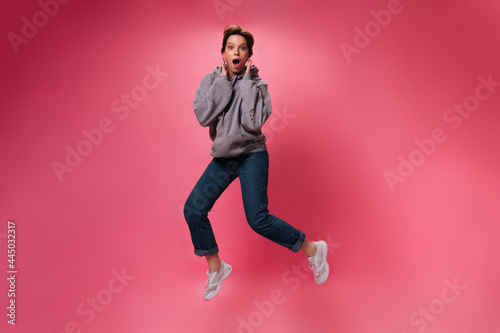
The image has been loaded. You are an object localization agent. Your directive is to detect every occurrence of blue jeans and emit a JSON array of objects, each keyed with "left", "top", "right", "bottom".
[{"left": 184, "top": 150, "right": 305, "bottom": 256}]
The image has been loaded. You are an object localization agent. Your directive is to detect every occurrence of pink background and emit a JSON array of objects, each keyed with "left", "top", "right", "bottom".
[{"left": 1, "top": 0, "right": 499, "bottom": 332}]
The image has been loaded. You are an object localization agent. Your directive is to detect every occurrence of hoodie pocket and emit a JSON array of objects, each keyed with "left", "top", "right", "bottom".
[{"left": 241, "top": 126, "right": 263, "bottom": 140}]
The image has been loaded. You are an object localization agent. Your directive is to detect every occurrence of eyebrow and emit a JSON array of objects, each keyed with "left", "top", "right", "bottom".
[{"left": 227, "top": 42, "right": 247, "bottom": 46}]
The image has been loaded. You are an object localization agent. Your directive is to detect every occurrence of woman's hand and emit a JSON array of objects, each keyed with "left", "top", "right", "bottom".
[
  {"left": 221, "top": 57, "right": 227, "bottom": 76},
  {"left": 246, "top": 58, "right": 252, "bottom": 74}
]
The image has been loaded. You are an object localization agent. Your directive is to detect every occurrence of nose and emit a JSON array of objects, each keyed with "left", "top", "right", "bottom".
[{"left": 234, "top": 47, "right": 239, "bottom": 55}]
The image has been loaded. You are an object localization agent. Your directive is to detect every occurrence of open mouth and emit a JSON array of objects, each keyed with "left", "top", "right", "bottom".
[{"left": 232, "top": 59, "right": 241, "bottom": 69}]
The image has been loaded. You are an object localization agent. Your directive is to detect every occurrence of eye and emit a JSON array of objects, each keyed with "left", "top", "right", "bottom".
[
  {"left": 241, "top": 46, "right": 246, "bottom": 50},
  {"left": 228, "top": 46, "right": 233, "bottom": 49}
]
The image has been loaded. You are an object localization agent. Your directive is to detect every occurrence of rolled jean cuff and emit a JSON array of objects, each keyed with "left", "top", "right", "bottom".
[
  {"left": 194, "top": 245, "right": 219, "bottom": 257},
  {"left": 290, "top": 231, "right": 306, "bottom": 253}
]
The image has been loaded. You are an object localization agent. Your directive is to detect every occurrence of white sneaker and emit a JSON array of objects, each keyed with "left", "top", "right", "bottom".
[
  {"left": 308, "top": 241, "right": 329, "bottom": 285},
  {"left": 203, "top": 261, "right": 232, "bottom": 301}
]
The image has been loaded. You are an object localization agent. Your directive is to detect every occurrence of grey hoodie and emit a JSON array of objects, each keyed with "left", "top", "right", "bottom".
[{"left": 193, "top": 65, "right": 272, "bottom": 158}]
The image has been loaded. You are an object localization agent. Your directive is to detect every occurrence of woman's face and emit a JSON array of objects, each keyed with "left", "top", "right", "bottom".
[{"left": 222, "top": 34, "right": 250, "bottom": 77}]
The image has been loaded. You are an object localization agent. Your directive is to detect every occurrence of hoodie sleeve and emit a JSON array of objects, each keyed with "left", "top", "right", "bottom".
[
  {"left": 239, "top": 72, "right": 272, "bottom": 131},
  {"left": 193, "top": 72, "right": 234, "bottom": 127}
]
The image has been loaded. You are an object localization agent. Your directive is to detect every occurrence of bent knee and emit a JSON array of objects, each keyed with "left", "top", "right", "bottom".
[
  {"left": 247, "top": 212, "right": 270, "bottom": 231},
  {"left": 184, "top": 202, "right": 201, "bottom": 223}
]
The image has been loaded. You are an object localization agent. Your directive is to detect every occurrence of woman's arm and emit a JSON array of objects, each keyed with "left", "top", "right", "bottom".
[
  {"left": 193, "top": 62, "right": 234, "bottom": 127},
  {"left": 239, "top": 61, "right": 272, "bottom": 131}
]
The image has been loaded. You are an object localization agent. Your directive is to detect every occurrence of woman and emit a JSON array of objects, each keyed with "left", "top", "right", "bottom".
[{"left": 184, "top": 25, "right": 329, "bottom": 301}]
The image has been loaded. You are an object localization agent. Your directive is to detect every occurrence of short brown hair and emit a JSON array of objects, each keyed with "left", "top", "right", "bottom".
[{"left": 221, "top": 25, "right": 254, "bottom": 57}]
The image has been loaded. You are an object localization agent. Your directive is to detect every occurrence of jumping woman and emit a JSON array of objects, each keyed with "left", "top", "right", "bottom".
[{"left": 184, "top": 25, "right": 329, "bottom": 301}]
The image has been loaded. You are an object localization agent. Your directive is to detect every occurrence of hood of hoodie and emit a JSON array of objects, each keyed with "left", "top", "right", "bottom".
[{"left": 214, "top": 64, "right": 260, "bottom": 80}]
